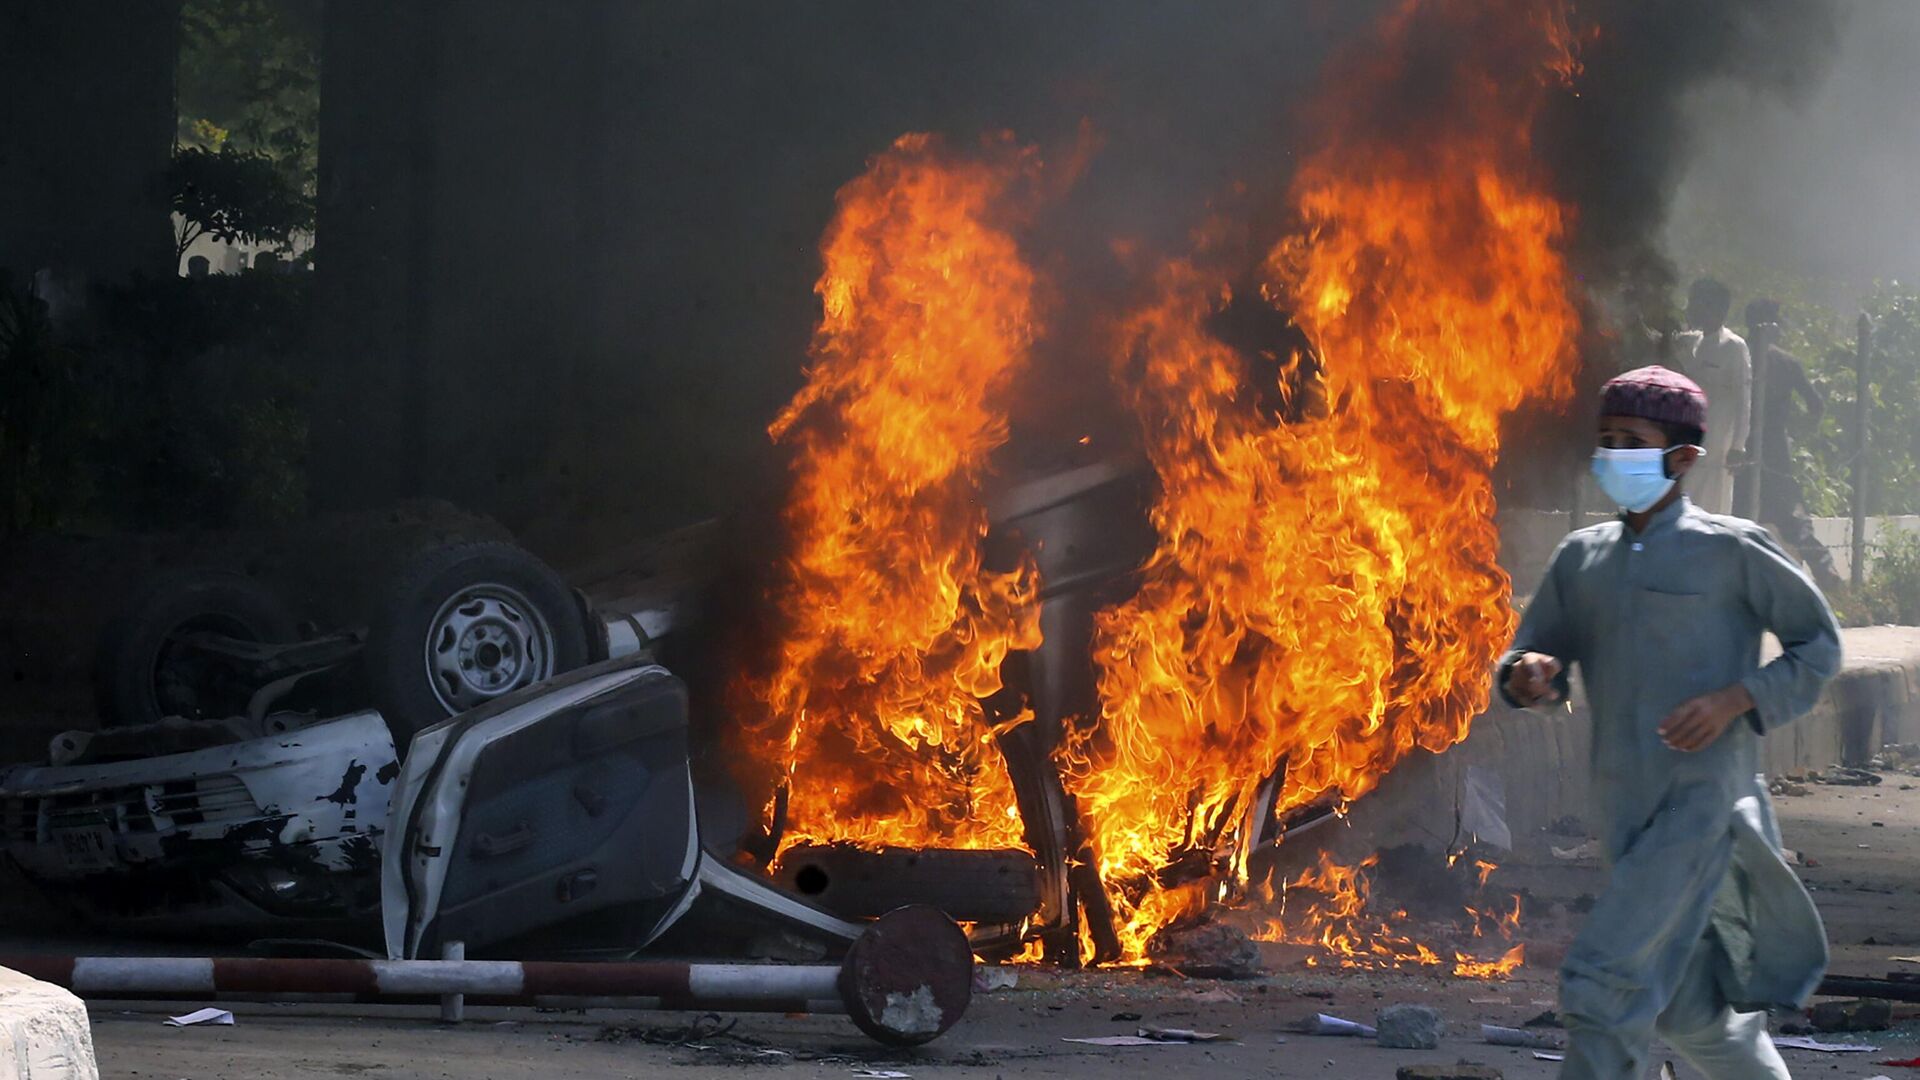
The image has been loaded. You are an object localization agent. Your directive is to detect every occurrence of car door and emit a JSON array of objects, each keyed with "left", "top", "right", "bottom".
[{"left": 382, "top": 658, "right": 702, "bottom": 959}]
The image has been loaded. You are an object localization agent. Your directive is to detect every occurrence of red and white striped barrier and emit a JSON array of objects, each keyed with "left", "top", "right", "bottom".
[{"left": 1, "top": 906, "right": 973, "bottom": 1046}]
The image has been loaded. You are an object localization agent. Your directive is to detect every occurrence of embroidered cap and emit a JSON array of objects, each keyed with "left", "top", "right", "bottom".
[{"left": 1599, "top": 365, "right": 1708, "bottom": 434}]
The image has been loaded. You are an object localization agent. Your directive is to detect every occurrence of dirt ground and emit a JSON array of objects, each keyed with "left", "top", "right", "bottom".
[{"left": 45, "top": 776, "right": 1920, "bottom": 1080}]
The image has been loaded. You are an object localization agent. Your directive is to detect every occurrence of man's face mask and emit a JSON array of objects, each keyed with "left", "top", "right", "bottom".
[{"left": 1591, "top": 446, "right": 1683, "bottom": 513}]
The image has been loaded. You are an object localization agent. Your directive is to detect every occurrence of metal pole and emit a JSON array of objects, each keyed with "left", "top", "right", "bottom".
[
  {"left": 0, "top": 906, "right": 973, "bottom": 1047},
  {"left": 1740, "top": 316, "right": 1777, "bottom": 521},
  {"left": 439, "top": 939, "right": 464, "bottom": 1023},
  {"left": 1852, "top": 313, "right": 1873, "bottom": 589}
]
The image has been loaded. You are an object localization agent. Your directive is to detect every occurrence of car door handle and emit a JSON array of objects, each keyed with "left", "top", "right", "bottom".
[{"left": 472, "top": 822, "right": 535, "bottom": 858}]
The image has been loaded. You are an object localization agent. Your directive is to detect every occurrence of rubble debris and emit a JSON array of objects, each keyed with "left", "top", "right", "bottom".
[
  {"left": 1545, "top": 814, "right": 1587, "bottom": 837},
  {"left": 1521, "top": 1010, "right": 1562, "bottom": 1028},
  {"left": 1817, "top": 766, "right": 1883, "bottom": 787},
  {"left": 1551, "top": 839, "right": 1602, "bottom": 861},
  {"left": 1532, "top": 1051, "right": 1564, "bottom": 1062},
  {"left": 1772, "top": 1035, "right": 1879, "bottom": 1053},
  {"left": 1395, "top": 1064, "right": 1502, "bottom": 1080},
  {"left": 1770, "top": 778, "right": 1811, "bottom": 797},
  {"left": 1811, "top": 998, "right": 1893, "bottom": 1032},
  {"left": 1819, "top": 976, "right": 1920, "bottom": 1003},
  {"left": 1145, "top": 920, "right": 1263, "bottom": 980},
  {"left": 1302, "top": 1013, "right": 1377, "bottom": 1038},
  {"left": 1481, "top": 1023, "right": 1561, "bottom": 1050},
  {"left": 971, "top": 966, "right": 1018, "bottom": 993},
  {"left": 1376, "top": 1004, "right": 1444, "bottom": 1049}
]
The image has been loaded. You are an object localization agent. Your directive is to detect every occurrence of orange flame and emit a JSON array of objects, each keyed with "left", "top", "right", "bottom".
[
  {"left": 1070, "top": 0, "right": 1581, "bottom": 957},
  {"left": 740, "top": 0, "right": 1583, "bottom": 964},
  {"left": 1256, "top": 852, "right": 1525, "bottom": 979},
  {"left": 741, "top": 133, "right": 1044, "bottom": 851}
]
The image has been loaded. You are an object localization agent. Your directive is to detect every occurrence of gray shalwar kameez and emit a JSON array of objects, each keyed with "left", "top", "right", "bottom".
[{"left": 1499, "top": 497, "right": 1841, "bottom": 1079}]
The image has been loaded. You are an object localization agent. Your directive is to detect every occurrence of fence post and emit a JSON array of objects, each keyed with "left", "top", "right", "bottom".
[
  {"left": 1852, "top": 313, "right": 1873, "bottom": 589},
  {"left": 1740, "top": 317, "right": 1777, "bottom": 521}
]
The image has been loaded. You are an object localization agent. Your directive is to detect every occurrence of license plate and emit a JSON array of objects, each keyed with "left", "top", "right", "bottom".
[{"left": 52, "top": 819, "right": 117, "bottom": 872}]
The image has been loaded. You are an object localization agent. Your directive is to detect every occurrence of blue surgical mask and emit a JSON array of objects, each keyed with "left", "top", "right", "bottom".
[{"left": 1591, "top": 447, "right": 1679, "bottom": 513}]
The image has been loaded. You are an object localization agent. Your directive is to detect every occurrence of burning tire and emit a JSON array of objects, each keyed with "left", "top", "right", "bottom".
[
  {"left": 365, "top": 541, "right": 590, "bottom": 743},
  {"left": 93, "top": 568, "right": 302, "bottom": 728}
]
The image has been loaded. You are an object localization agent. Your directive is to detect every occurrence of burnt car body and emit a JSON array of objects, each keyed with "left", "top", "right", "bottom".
[{"left": 1, "top": 711, "right": 396, "bottom": 936}]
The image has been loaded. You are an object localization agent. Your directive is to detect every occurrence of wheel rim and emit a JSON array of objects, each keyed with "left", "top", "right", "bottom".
[{"left": 422, "top": 583, "right": 557, "bottom": 714}]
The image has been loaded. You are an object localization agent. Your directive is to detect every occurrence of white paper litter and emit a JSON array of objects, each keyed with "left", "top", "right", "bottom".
[
  {"left": 850, "top": 1071, "right": 912, "bottom": 1079},
  {"left": 1137, "top": 1026, "right": 1225, "bottom": 1042},
  {"left": 1773, "top": 1035, "right": 1877, "bottom": 1053},
  {"left": 1063, "top": 1035, "right": 1178, "bottom": 1047},
  {"left": 164, "top": 1008, "right": 234, "bottom": 1027},
  {"left": 1533, "top": 1051, "right": 1565, "bottom": 1062},
  {"left": 1304, "top": 1012, "right": 1377, "bottom": 1038}
]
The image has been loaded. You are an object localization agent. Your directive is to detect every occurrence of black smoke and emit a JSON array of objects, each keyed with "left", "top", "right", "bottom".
[{"left": 1540, "top": 0, "right": 1843, "bottom": 315}]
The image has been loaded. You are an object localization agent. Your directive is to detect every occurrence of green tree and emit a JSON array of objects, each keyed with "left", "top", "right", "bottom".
[
  {"left": 170, "top": 144, "right": 316, "bottom": 263},
  {"left": 176, "top": 0, "right": 321, "bottom": 191}
]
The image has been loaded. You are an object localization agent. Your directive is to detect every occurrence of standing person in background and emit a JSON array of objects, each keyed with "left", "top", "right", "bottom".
[
  {"left": 1678, "top": 278, "right": 1752, "bottom": 514},
  {"left": 1745, "top": 298, "right": 1843, "bottom": 590}
]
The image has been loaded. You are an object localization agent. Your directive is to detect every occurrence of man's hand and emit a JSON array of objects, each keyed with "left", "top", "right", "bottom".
[
  {"left": 1505, "top": 652, "right": 1563, "bottom": 707},
  {"left": 1659, "top": 684, "right": 1758, "bottom": 752}
]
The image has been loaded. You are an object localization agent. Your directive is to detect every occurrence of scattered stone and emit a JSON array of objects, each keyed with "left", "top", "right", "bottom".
[
  {"left": 1770, "top": 778, "right": 1811, "bottom": 797},
  {"left": 1810, "top": 998, "right": 1893, "bottom": 1033},
  {"left": 1145, "top": 920, "right": 1264, "bottom": 980},
  {"left": 1546, "top": 814, "right": 1587, "bottom": 838},
  {"left": 972, "top": 966, "right": 1018, "bottom": 992},
  {"left": 1396, "top": 1065, "right": 1502, "bottom": 1080},
  {"left": 1376, "top": 1004, "right": 1444, "bottom": 1050}
]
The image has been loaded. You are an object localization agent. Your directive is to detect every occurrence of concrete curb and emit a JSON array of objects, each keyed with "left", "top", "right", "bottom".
[{"left": 0, "top": 967, "right": 96, "bottom": 1080}]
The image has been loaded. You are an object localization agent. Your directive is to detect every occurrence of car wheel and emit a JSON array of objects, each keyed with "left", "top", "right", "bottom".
[
  {"left": 366, "top": 541, "right": 590, "bottom": 745},
  {"left": 94, "top": 568, "right": 301, "bottom": 728}
]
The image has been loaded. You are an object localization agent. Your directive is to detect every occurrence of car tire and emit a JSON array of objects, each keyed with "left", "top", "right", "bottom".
[
  {"left": 366, "top": 541, "right": 590, "bottom": 746},
  {"left": 94, "top": 568, "right": 301, "bottom": 728}
]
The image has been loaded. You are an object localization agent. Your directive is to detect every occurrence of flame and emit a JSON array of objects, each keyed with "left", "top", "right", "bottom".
[
  {"left": 1069, "top": 0, "right": 1581, "bottom": 956},
  {"left": 1255, "top": 852, "right": 1526, "bottom": 979},
  {"left": 739, "top": 133, "right": 1044, "bottom": 851},
  {"left": 737, "top": 0, "right": 1584, "bottom": 963}
]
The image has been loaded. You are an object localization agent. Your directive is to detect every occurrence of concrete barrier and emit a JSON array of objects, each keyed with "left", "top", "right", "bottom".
[
  {"left": 0, "top": 967, "right": 96, "bottom": 1080},
  {"left": 1334, "top": 626, "right": 1920, "bottom": 861}
]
